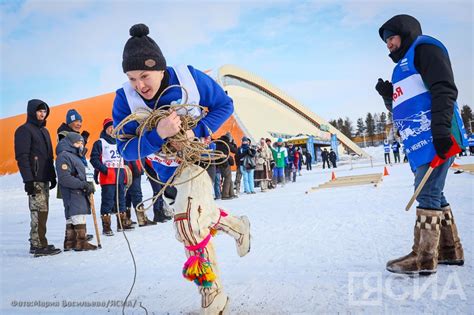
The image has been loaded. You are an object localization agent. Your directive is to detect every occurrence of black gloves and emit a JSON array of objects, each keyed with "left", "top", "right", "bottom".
[
  {"left": 375, "top": 78, "right": 393, "bottom": 98},
  {"left": 80, "top": 130, "right": 90, "bottom": 143},
  {"left": 83, "top": 182, "right": 95, "bottom": 195},
  {"left": 99, "top": 166, "right": 108, "bottom": 175},
  {"left": 24, "top": 181, "right": 35, "bottom": 195},
  {"left": 433, "top": 136, "right": 453, "bottom": 159},
  {"left": 49, "top": 178, "right": 57, "bottom": 190}
]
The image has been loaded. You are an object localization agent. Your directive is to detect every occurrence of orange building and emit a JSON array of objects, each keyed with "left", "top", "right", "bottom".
[{"left": 1, "top": 64, "right": 365, "bottom": 175}]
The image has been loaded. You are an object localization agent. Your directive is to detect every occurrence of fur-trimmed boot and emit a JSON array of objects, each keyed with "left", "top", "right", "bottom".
[
  {"left": 117, "top": 212, "right": 135, "bottom": 231},
  {"left": 101, "top": 214, "right": 114, "bottom": 236},
  {"left": 136, "top": 206, "right": 157, "bottom": 227},
  {"left": 438, "top": 205, "right": 464, "bottom": 265},
  {"left": 63, "top": 223, "right": 76, "bottom": 251},
  {"left": 126, "top": 207, "right": 137, "bottom": 226},
  {"left": 73, "top": 224, "right": 97, "bottom": 251},
  {"left": 214, "top": 215, "right": 251, "bottom": 257},
  {"left": 386, "top": 208, "right": 442, "bottom": 275}
]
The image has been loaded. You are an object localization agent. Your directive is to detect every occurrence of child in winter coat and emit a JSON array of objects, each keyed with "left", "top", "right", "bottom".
[
  {"left": 90, "top": 118, "right": 135, "bottom": 235},
  {"left": 56, "top": 132, "right": 97, "bottom": 251}
]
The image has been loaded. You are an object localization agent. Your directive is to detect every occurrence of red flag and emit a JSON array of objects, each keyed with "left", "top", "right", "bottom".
[{"left": 430, "top": 135, "right": 461, "bottom": 168}]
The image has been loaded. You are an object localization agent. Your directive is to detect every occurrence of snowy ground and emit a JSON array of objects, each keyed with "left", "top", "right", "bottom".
[{"left": 1, "top": 146, "right": 473, "bottom": 314}]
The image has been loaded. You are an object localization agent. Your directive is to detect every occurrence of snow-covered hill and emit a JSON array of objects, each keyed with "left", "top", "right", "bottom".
[{"left": 1, "top": 146, "right": 473, "bottom": 314}]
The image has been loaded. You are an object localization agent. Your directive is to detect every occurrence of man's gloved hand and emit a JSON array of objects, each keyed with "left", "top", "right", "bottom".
[
  {"left": 433, "top": 136, "right": 453, "bottom": 160},
  {"left": 24, "top": 181, "right": 35, "bottom": 195},
  {"left": 80, "top": 130, "right": 90, "bottom": 143},
  {"left": 49, "top": 178, "right": 57, "bottom": 190},
  {"left": 83, "top": 182, "right": 95, "bottom": 196},
  {"left": 375, "top": 78, "right": 393, "bottom": 98}
]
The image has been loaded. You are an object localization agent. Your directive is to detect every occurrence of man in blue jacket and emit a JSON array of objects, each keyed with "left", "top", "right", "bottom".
[
  {"left": 376, "top": 14, "right": 468, "bottom": 275},
  {"left": 113, "top": 24, "right": 247, "bottom": 314}
]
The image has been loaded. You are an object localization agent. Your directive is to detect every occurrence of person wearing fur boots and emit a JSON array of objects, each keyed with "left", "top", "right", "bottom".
[
  {"left": 376, "top": 14, "right": 468, "bottom": 275},
  {"left": 113, "top": 23, "right": 250, "bottom": 314},
  {"left": 90, "top": 118, "right": 135, "bottom": 235},
  {"left": 56, "top": 132, "right": 97, "bottom": 251}
]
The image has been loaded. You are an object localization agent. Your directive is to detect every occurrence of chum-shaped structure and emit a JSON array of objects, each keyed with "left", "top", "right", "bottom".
[{"left": 216, "top": 65, "right": 367, "bottom": 157}]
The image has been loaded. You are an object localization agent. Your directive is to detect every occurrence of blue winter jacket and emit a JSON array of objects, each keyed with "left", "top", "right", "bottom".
[{"left": 112, "top": 66, "right": 233, "bottom": 182}]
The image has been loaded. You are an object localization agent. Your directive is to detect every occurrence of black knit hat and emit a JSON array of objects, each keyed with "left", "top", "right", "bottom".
[{"left": 122, "top": 24, "right": 167, "bottom": 73}]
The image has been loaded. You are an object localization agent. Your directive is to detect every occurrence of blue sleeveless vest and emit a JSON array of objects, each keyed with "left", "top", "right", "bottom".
[
  {"left": 391, "top": 35, "right": 468, "bottom": 171},
  {"left": 383, "top": 142, "right": 391, "bottom": 153}
]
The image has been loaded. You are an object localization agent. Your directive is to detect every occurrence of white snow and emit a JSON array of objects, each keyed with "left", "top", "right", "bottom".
[{"left": 1, "top": 146, "right": 473, "bottom": 314}]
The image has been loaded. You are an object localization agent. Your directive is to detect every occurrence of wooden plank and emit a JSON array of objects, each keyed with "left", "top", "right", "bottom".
[
  {"left": 331, "top": 175, "right": 382, "bottom": 183},
  {"left": 306, "top": 173, "right": 383, "bottom": 193},
  {"left": 319, "top": 179, "right": 381, "bottom": 188},
  {"left": 456, "top": 164, "right": 474, "bottom": 172},
  {"left": 335, "top": 173, "right": 382, "bottom": 180}
]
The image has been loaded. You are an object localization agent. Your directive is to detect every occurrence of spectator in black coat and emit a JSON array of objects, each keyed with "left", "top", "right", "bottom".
[
  {"left": 216, "top": 132, "right": 238, "bottom": 199},
  {"left": 305, "top": 151, "right": 313, "bottom": 170},
  {"left": 329, "top": 149, "right": 337, "bottom": 168},
  {"left": 14, "top": 99, "right": 60, "bottom": 257},
  {"left": 321, "top": 148, "right": 331, "bottom": 169}
]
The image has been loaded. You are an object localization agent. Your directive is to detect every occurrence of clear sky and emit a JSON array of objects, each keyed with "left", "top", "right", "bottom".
[{"left": 1, "top": 0, "right": 472, "bottom": 123}]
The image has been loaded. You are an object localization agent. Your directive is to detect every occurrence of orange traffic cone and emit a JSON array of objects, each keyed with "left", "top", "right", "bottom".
[
  {"left": 383, "top": 166, "right": 390, "bottom": 176},
  {"left": 331, "top": 171, "right": 336, "bottom": 181}
]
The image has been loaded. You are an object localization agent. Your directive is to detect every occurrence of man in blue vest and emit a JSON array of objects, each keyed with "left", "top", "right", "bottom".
[
  {"left": 375, "top": 15, "right": 468, "bottom": 275},
  {"left": 383, "top": 139, "right": 391, "bottom": 164},
  {"left": 113, "top": 24, "right": 250, "bottom": 313},
  {"left": 469, "top": 134, "right": 474, "bottom": 156}
]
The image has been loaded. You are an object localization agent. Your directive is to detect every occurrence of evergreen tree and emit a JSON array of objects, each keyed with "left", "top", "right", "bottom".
[
  {"left": 343, "top": 117, "right": 353, "bottom": 138},
  {"left": 380, "top": 112, "right": 387, "bottom": 133},
  {"left": 365, "top": 113, "right": 376, "bottom": 145},
  {"left": 374, "top": 113, "right": 381, "bottom": 135},
  {"left": 337, "top": 118, "right": 344, "bottom": 133},
  {"left": 356, "top": 118, "right": 365, "bottom": 136},
  {"left": 461, "top": 104, "right": 472, "bottom": 134}
]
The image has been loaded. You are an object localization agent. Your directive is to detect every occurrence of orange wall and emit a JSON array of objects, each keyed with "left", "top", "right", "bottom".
[{"left": 0, "top": 93, "right": 244, "bottom": 175}]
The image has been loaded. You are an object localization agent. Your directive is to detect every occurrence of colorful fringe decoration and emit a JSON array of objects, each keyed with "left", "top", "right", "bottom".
[
  {"left": 183, "top": 234, "right": 216, "bottom": 287},
  {"left": 181, "top": 209, "right": 229, "bottom": 287},
  {"left": 182, "top": 251, "right": 216, "bottom": 287}
]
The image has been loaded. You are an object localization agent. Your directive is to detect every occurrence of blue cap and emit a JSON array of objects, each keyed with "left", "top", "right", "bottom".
[
  {"left": 277, "top": 138, "right": 283, "bottom": 142},
  {"left": 66, "top": 109, "right": 82, "bottom": 124}
]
